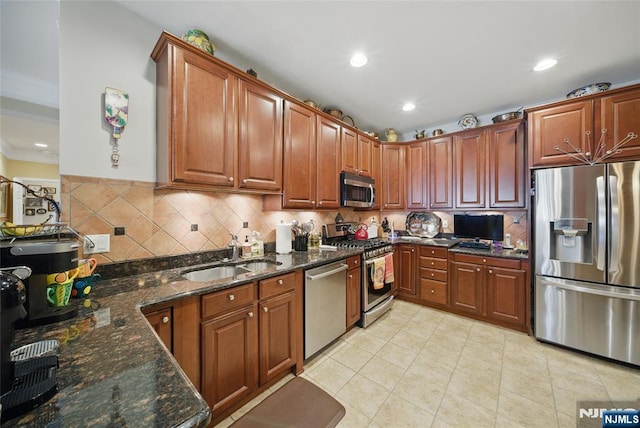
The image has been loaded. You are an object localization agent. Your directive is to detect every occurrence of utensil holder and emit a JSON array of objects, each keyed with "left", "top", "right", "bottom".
[{"left": 293, "top": 235, "right": 308, "bottom": 251}]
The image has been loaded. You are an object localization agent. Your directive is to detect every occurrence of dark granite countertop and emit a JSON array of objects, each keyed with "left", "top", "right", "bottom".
[
  {"left": 4, "top": 248, "right": 361, "bottom": 427},
  {"left": 388, "top": 236, "right": 529, "bottom": 260}
]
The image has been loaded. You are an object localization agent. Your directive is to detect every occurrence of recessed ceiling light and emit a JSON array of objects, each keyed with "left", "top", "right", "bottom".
[
  {"left": 350, "top": 53, "right": 368, "bottom": 68},
  {"left": 533, "top": 58, "right": 557, "bottom": 71},
  {"left": 34, "top": 143, "right": 48, "bottom": 148},
  {"left": 402, "top": 103, "right": 416, "bottom": 112}
]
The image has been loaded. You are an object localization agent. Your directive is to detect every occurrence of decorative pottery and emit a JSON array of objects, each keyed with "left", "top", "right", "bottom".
[
  {"left": 415, "top": 130, "right": 425, "bottom": 139},
  {"left": 182, "top": 29, "right": 215, "bottom": 55},
  {"left": 432, "top": 129, "right": 444, "bottom": 136},
  {"left": 458, "top": 114, "right": 479, "bottom": 129},
  {"left": 385, "top": 128, "right": 399, "bottom": 142}
]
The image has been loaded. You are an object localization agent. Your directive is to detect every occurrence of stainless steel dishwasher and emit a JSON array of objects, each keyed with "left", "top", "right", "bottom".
[{"left": 304, "top": 261, "right": 348, "bottom": 359}]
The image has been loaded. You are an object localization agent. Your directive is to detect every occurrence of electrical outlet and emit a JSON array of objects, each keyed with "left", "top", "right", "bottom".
[
  {"left": 442, "top": 219, "right": 449, "bottom": 229},
  {"left": 191, "top": 224, "right": 198, "bottom": 231},
  {"left": 114, "top": 227, "right": 125, "bottom": 236},
  {"left": 84, "top": 234, "right": 110, "bottom": 254},
  {"left": 243, "top": 221, "right": 249, "bottom": 228}
]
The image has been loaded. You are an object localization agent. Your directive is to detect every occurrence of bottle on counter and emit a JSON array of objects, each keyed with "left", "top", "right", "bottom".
[
  {"left": 251, "top": 231, "right": 264, "bottom": 256},
  {"left": 242, "top": 235, "right": 252, "bottom": 258}
]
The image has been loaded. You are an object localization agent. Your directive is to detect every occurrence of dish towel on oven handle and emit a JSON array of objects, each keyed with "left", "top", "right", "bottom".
[
  {"left": 384, "top": 253, "right": 394, "bottom": 284},
  {"left": 371, "top": 257, "right": 386, "bottom": 290}
]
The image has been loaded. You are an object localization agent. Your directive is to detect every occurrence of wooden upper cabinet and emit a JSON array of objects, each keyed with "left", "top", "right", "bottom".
[
  {"left": 488, "top": 121, "right": 526, "bottom": 208},
  {"left": 371, "top": 139, "right": 381, "bottom": 209},
  {"left": 597, "top": 87, "right": 640, "bottom": 161},
  {"left": 238, "top": 80, "right": 283, "bottom": 191},
  {"left": 406, "top": 141, "right": 427, "bottom": 209},
  {"left": 454, "top": 129, "right": 486, "bottom": 209},
  {"left": 428, "top": 136, "right": 453, "bottom": 209},
  {"left": 282, "top": 100, "right": 317, "bottom": 208},
  {"left": 381, "top": 144, "right": 405, "bottom": 210},
  {"left": 528, "top": 100, "right": 593, "bottom": 168},
  {"left": 357, "top": 135, "right": 373, "bottom": 177},
  {"left": 156, "top": 42, "right": 237, "bottom": 188},
  {"left": 316, "top": 116, "right": 341, "bottom": 209},
  {"left": 341, "top": 127, "right": 358, "bottom": 174}
]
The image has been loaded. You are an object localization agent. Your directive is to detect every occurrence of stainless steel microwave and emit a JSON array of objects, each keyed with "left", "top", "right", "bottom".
[{"left": 340, "top": 172, "right": 375, "bottom": 208}]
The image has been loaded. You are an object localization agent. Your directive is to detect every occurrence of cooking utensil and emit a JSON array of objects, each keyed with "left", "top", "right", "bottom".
[
  {"left": 491, "top": 107, "right": 523, "bottom": 123},
  {"left": 354, "top": 224, "right": 369, "bottom": 240}
]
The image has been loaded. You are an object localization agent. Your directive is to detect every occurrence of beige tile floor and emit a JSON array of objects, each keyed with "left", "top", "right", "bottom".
[{"left": 217, "top": 300, "right": 640, "bottom": 427}]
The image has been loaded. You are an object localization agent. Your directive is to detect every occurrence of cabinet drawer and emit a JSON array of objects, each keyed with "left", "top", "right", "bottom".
[
  {"left": 452, "top": 253, "right": 521, "bottom": 269},
  {"left": 420, "top": 279, "right": 447, "bottom": 305},
  {"left": 346, "top": 255, "right": 361, "bottom": 270},
  {"left": 202, "top": 283, "right": 255, "bottom": 319},
  {"left": 259, "top": 272, "right": 296, "bottom": 299},
  {"left": 420, "top": 267, "right": 447, "bottom": 282},
  {"left": 420, "top": 246, "right": 448, "bottom": 259},
  {"left": 420, "top": 257, "right": 448, "bottom": 270}
]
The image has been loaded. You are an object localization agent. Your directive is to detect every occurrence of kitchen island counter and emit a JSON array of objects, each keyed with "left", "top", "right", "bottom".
[{"left": 4, "top": 248, "right": 360, "bottom": 427}]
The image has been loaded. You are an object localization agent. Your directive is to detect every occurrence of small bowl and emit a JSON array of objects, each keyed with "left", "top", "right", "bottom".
[
  {"left": 303, "top": 100, "right": 319, "bottom": 109},
  {"left": 323, "top": 108, "right": 343, "bottom": 119}
]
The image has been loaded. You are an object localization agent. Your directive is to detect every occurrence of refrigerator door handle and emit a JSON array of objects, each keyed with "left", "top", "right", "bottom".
[
  {"left": 596, "top": 176, "right": 606, "bottom": 271},
  {"left": 608, "top": 175, "right": 620, "bottom": 274},
  {"left": 539, "top": 277, "right": 640, "bottom": 302}
]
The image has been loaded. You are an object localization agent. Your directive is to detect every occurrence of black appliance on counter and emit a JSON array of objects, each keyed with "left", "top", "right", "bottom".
[
  {"left": 322, "top": 223, "right": 394, "bottom": 327},
  {"left": 0, "top": 266, "right": 59, "bottom": 422},
  {"left": 0, "top": 240, "right": 79, "bottom": 328}
]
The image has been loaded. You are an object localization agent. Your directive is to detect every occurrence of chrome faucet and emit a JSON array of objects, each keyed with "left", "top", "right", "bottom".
[{"left": 228, "top": 234, "right": 239, "bottom": 261}]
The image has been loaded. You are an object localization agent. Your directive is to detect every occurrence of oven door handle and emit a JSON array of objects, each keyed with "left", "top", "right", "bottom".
[{"left": 364, "top": 255, "right": 390, "bottom": 266}]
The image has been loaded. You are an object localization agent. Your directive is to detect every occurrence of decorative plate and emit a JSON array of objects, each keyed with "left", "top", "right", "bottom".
[
  {"left": 566, "top": 82, "right": 611, "bottom": 99},
  {"left": 458, "top": 114, "right": 479, "bottom": 129},
  {"left": 405, "top": 212, "right": 441, "bottom": 238}
]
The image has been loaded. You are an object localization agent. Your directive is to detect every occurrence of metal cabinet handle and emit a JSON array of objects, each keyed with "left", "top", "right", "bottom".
[
  {"left": 411, "top": 248, "right": 415, "bottom": 253},
  {"left": 431, "top": 261, "right": 435, "bottom": 266},
  {"left": 228, "top": 294, "right": 235, "bottom": 301},
  {"left": 277, "top": 279, "right": 283, "bottom": 285},
  {"left": 242, "top": 179, "right": 248, "bottom": 184},
  {"left": 319, "top": 201, "right": 323, "bottom": 205},
  {"left": 263, "top": 307, "right": 268, "bottom": 313},
  {"left": 354, "top": 260, "right": 358, "bottom": 265},
  {"left": 162, "top": 316, "right": 170, "bottom": 324},
  {"left": 312, "top": 200, "right": 316, "bottom": 204},
  {"left": 431, "top": 250, "right": 435, "bottom": 255},
  {"left": 229, "top": 177, "right": 234, "bottom": 182},
  {"left": 248, "top": 312, "right": 254, "bottom": 318},
  {"left": 483, "top": 258, "right": 487, "bottom": 263},
  {"left": 430, "top": 289, "right": 435, "bottom": 294},
  {"left": 476, "top": 267, "right": 481, "bottom": 272},
  {"left": 489, "top": 269, "right": 493, "bottom": 274},
  {"left": 431, "top": 273, "right": 435, "bottom": 277},
  {"left": 348, "top": 274, "right": 353, "bottom": 279}
]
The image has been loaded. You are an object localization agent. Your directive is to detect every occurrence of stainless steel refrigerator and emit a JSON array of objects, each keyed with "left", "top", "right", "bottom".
[{"left": 534, "top": 161, "right": 640, "bottom": 366}]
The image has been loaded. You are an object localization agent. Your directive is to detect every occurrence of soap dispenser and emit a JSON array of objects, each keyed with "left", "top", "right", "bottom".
[{"left": 241, "top": 235, "right": 252, "bottom": 258}]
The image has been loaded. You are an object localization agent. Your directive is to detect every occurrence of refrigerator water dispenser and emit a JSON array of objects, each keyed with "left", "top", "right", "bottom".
[{"left": 550, "top": 218, "right": 592, "bottom": 263}]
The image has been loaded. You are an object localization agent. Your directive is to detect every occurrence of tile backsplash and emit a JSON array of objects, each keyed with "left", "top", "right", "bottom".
[{"left": 61, "top": 175, "right": 528, "bottom": 264}]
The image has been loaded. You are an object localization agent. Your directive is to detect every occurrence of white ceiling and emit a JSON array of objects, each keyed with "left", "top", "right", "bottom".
[{"left": 2, "top": 1, "right": 639, "bottom": 162}]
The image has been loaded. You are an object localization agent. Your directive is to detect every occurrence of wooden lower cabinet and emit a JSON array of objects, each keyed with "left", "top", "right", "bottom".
[
  {"left": 449, "top": 252, "right": 528, "bottom": 331},
  {"left": 259, "top": 291, "right": 296, "bottom": 384},
  {"left": 396, "top": 244, "right": 417, "bottom": 296},
  {"left": 418, "top": 246, "right": 449, "bottom": 306},
  {"left": 144, "top": 306, "right": 173, "bottom": 351},
  {"left": 346, "top": 255, "right": 362, "bottom": 328},
  {"left": 201, "top": 303, "right": 259, "bottom": 414}
]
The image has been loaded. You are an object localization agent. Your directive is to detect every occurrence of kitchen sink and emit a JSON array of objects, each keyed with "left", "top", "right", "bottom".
[
  {"left": 181, "top": 265, "right": 252, "bottom": 282},
  {"left": 241, "top": 260, "right": 280, "bottom": 272}
]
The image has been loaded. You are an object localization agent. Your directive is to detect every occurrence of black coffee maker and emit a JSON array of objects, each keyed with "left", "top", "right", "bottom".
[
  {"left": 0, "top": 266, "right": 59, "bottom": 422},
  {"left": 0, "top": 240, "right": 79, "bottom": 328}
]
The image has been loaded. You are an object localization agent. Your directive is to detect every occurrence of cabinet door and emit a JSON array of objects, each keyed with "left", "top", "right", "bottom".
[
  {"left": 346, "top": 267, "right": 362, "bottom": 328},
  {"left": 381, "top": 144, "right": 405, "bottom": 210},
  {"left": 428, "top": 136, "right": 453, "bottom": 209},
  {"left": 144, "top": 307, "right": 172, "bottom": 352},
  {"left": 488, "top": 121, "right": 526, "bottom": 208},
  {"left": 454, "top": 130, "right": 486, "bottom": 209},
  {"left": 259, "top": 291, "right": 296, "bottom": 384},
  {"left": 450, "top": 261, "right": 483, "bottom": 315},
  {"left": 528, "top": 100, "right": 593, "bottom": 167},
  {"left": 316, "top": 116, "right": 341, "bottom": 208},
  {"left": 201, "top": 303, "right": 258, "bottom": 414},
  {"left": 169, "top": 46, "right": 236, "bottom": 187},
  {"left": 406, "top": 141, "right": 427, "bottom": 209},
  {"left": 358, "top": 135, "right": 373, "bottom": 177},
  {"left": 282, "top": 100, "right": 317, "bottom": 208},
  {"left": 371, "top": 140, "right": 381, "bottom": 209},
  {"left": 238, "top": 80, "right": 283, "bottom": 191},
  {"left": 341, "top": 127, "right": 359, "bottom": 174},
  {"left": 598, "top": 87, "right": 640, "bottom": 161},
  {"left": 397, "top": 245, "right": 417, "bottom": 296},
  {"left": 486, "top": 267, "right": 526, "bottom": 327}
]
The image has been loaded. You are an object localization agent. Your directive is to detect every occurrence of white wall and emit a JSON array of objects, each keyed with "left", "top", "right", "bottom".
[{"left": 59, "top": 0, "right": 160, "bottom": 182}]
